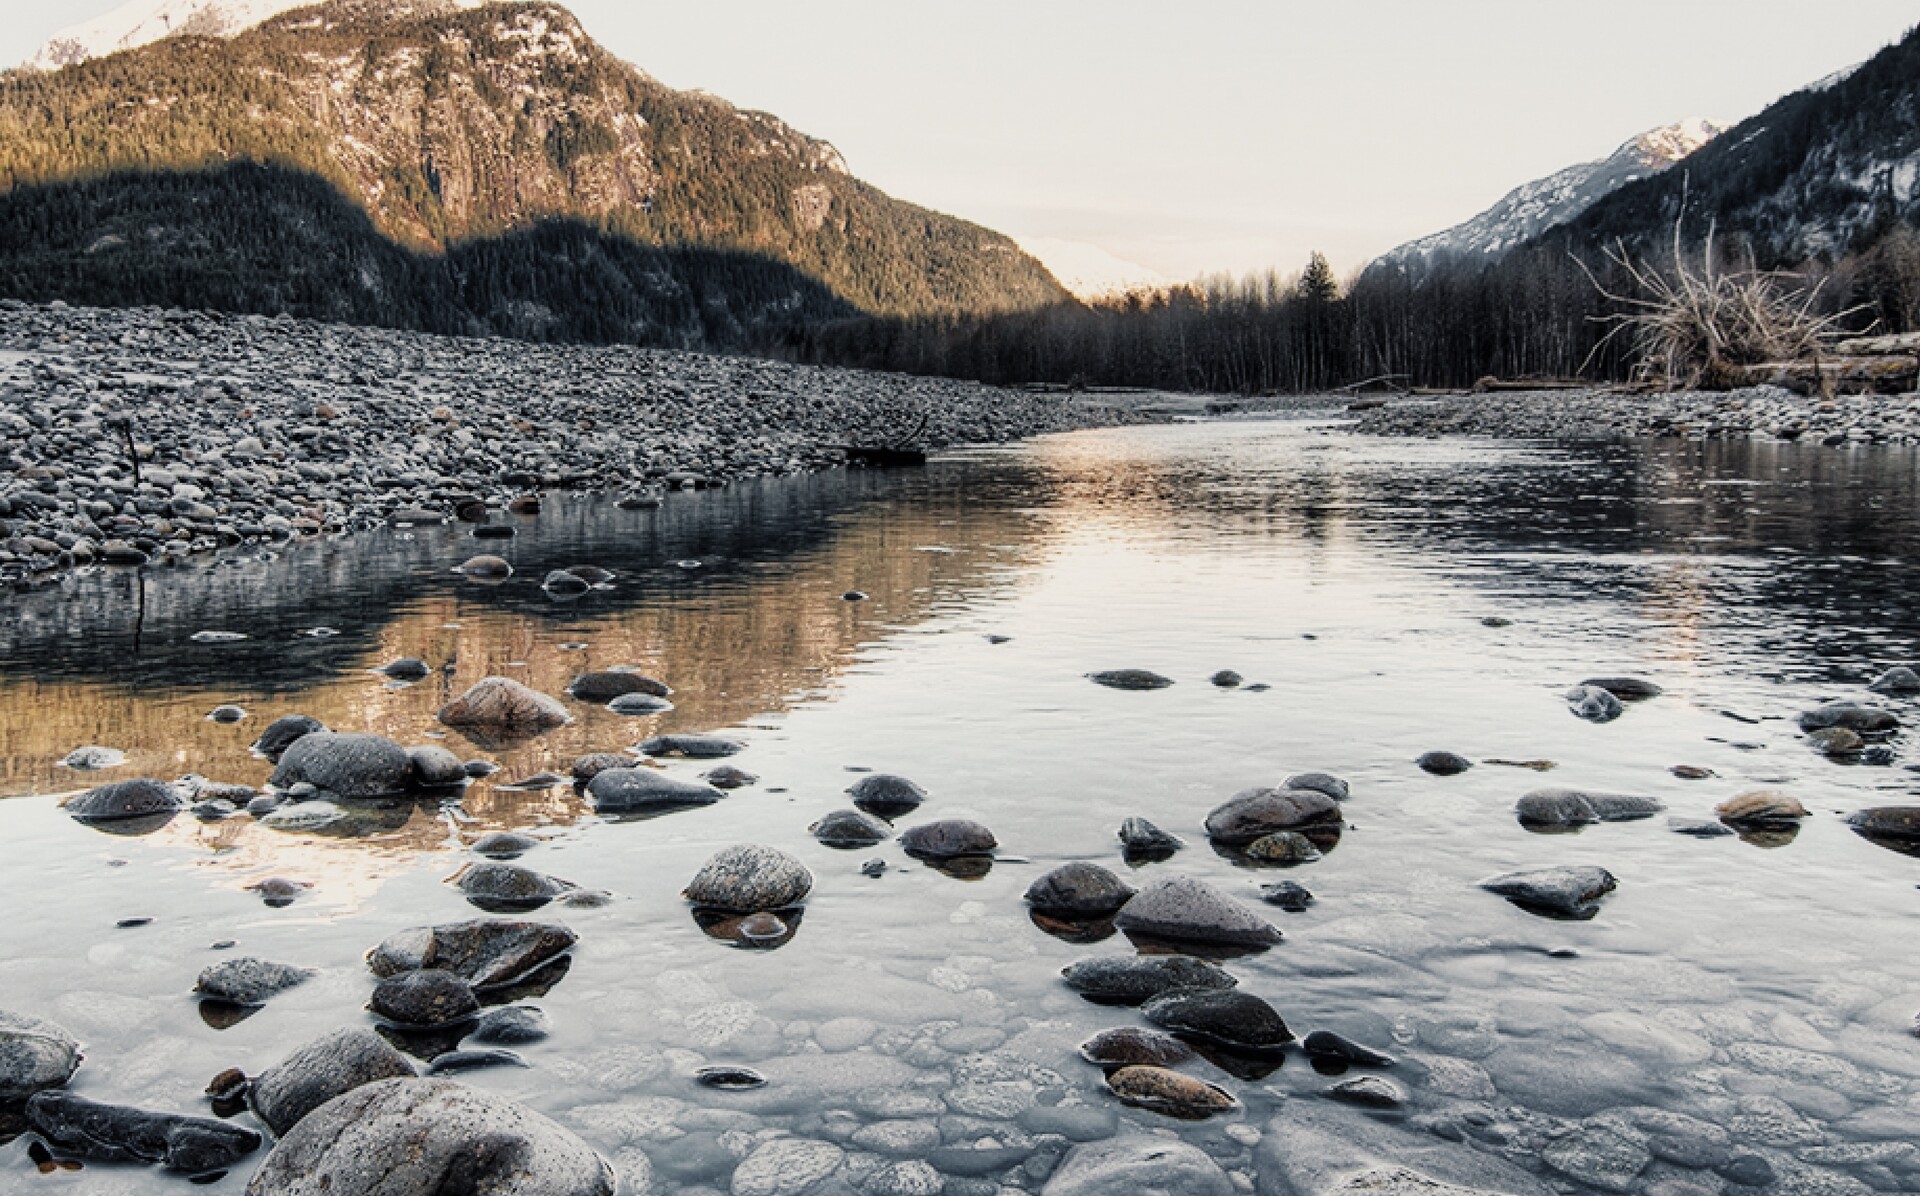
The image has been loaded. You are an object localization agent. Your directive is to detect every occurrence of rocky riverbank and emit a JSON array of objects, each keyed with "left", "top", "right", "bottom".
[
  {"left": 1348, "top": 385, "right": 1920, "bottom": 445},
  {"left": 0, "top": 301, "right": 1137, "bottom": 589}
]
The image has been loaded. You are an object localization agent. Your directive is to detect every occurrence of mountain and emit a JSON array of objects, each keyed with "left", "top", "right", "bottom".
[
  {"left": 1366, "top": 118, "right": 1724, "bottom": 282},
  {"left": 0, "top": 0, "right": 1067, "bottom": 321},
  {"left": 1015, "top": 236, "right": 1168, "bottom": 300},
  {"left": 1540, "top": 28, "right": 1920, "bottom": 268},
  {"left": 23, "top": 0, "right": 354, "bottom": 71}
]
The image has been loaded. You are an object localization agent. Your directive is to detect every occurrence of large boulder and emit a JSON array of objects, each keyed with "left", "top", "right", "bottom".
[
  {"left": 1114, "top": 876, "right": 1282, "bottom": 948},
  {"left": 244, "top": 1078, "right": 614, "bottom": 1196},
  {"left": 437, "top": 678, "right": 571, "bottom": 732},
  {"left": 367, "top": 920, "right": 576, "bottom": 993},
  {"left": 1042, "top": 1137, "right": 1232, "bottom": 1196},
  {"left": 248, "top": 1028, "right": 416, "bottom": 1137},
  {"left": 25, "top": 1091, "right": 261, "bottom": 1173},
  {"left": 0, "top": 1010, "right": 81, "bottom": 1098},
  {"left": 271, "top": 733, "right": 413, "bottom": 799},
  {"left": 584, "top": 768, "right": 723, "bottom": 813}
]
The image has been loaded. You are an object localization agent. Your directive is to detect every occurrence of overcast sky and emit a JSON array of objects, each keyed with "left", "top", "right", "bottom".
[{"left": 3, "top": 1, "right": 1915, "bottom": 284}]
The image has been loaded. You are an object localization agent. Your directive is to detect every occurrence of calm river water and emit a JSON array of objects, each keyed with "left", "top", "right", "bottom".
[{"left": 2, "top": 418, "right": 1918, "bottom": 1195}]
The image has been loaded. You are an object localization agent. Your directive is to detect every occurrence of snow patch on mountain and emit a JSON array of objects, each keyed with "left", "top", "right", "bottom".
[
  {"left": 23, "top": 0, "right": 486, "bottom": 71},
  {"left": 1367, "top": 118, "right": 1725, "bottom": 282}
]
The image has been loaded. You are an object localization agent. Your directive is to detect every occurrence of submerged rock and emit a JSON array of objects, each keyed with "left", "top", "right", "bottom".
[
  {"left": 1798, "top": 702, "right": 1898, "bottom": 733},
  {"left": 26, "top": 1091, "right": 261, "bottom": 1173},
  {"left": 809, "top": 808, "right": 893, "bottom": 848},
  {"left": 638, "top": 734, "right": 744, "bottom": 759},
  {"left": 63, "top": 778, "right": 181, "bottom": 823},
  {"left": 471, "top": 831, "right": 540, "bottom": 859},
  {"left": 567, "top": 671, "right": 672, "bottom": 703},
  {"left": 1867, "top": 666, "right": 1920, "bottom": 695},
  {"left": 471, "top": 1006, "right": 551, "bottom": 1046},
  {"left": 60, "top": 745, "right": 126, "bottom": 770},
  {"left": 1479, "top": 866, "right": 1618, "bottom": 919},
  {"left": 377, "top": 658, "right": 431, "bottom": 682},
  {"left": 450, "top": 861, "right": 576, "bottom": 912},
  {"left": 1024, "top": 863, "right": 1137, "bottom": 915},
  {"left": 607, "top": 693, "right": 674, "bottom": 716},
  {"left": 1302, "top": 1030, "right": 1395, "bottom": 1067},
  {"left": 368, "top": 969, "right": 480, "bottom": 1029},
  {"left": 1043, "top": 1138, "right": 1234, "bottom": 1196},
  {"left": 247, "top": 1028, "right": 416, "bottom": 1138},
  {"left": 424, "top": 1050, "right": 527, "bottom": 1076},
  {"left": 456, "top": 554, "right": 512, "bottom": 578},
  {"left": 1417, "top": 751, "right": 1473, "bottom": 776},
  {"left": 684, "top": 844, "right": 813, "bottom": 912},
  {"left": 1062, "top": 955, "right": 1237, "bottom": 1005},
  {"left": 849, "top": 773, "right": 928, "bottom": 817},
  {"left": 1245, "top": 831, "right": 1322, "bottom": 863},
  {"left": 584, "top": 768, "right": 723, "bottom": 813},
  {"left": 1329, "top": 1075, "right": 1406, "bottom": 1108},
  {"left": 1566, "top": 685, "right": 1624, "bottom": 722},
  {"left": 1205, "top": 787, "right": 1341, "bottom": 845},
  {"left": 271, "top": 733, "right": 413, "bottom": 799},
  {"left": 194, "top": 958, "right": 315, "bottom": 1007},
  {"left": 569, "top": 753, "right": 634, "bottom": 782},
  {"left": 243, "top": 1078, "right": 615, "bottom": 1196},
  {"left": 1080, "top": 1027, "right": 1197, "bottom": 1068},
  {"left": 1142, "top": 988, "right": 1294, "bottom": 1051},
  {"left": 900, "top": 819, "right": 998, "bottom": 859},
  {"left": 1116, "top": 875, "right": 1283, "bottom": 947},
  {"left": 251, "top": 715, "right": 328, "bottom": 761},
  {"left": 1106, "top": 1065, "right": 1239, "bottom": 1117},
  {"left": 1715, "top": 790, "right": 1810, "bottom": 825},
  {"left": 366, "top": 920, "right": 576, "bottom": 992},
  {"left": 1088, "top": 669, "right": 1175, "bottom": 690},
  {"left": 541, "top": 569, "right": 591, "bottom": 595},
  {"left": 1806, "top": 727, "right": 1865, "bottom": 756},
  {"left": 1515, "top": 787, "right": 1662, "bottom": 827},
  {"left": 0, "top": 1011, "right": 81, "bottom": 1098},
  {"left": 704, "top": 764, "right": 759, "bottom": 789},
  {"left": 437, "top": 678, "right": 570, "bottom": 732}
]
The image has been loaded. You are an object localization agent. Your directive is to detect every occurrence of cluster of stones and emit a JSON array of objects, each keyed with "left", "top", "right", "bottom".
[{"left": 0, "top": 299, "right": 1139, "bottom": 588}]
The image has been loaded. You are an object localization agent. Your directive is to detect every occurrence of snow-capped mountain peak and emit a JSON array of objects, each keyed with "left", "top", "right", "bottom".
[
  {"left": 23, "top": 0, "right": 487, "bottom": 71},
  {"left": 1367, "top": 118, "right": 1726, "bottom": 282}
]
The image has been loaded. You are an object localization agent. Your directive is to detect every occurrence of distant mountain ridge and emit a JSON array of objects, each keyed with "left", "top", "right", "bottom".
[
  {"left": 24, "top": 0, "right": 372, "bottom": 70},
  {"left": 1367, "top": 118, "right": 1725, "bottom": 282},
  {"left": 0, "top": 0, "right": 1066, "bottom": 320}
]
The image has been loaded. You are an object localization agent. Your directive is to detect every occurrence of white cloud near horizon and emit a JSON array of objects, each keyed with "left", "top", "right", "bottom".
[{"left": 3, "top": 0, "right": 1914, "bottom": 283}]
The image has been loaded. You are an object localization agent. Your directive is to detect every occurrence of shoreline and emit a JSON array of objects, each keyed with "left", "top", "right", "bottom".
[{"left": 0, "top": 301, "right": 1143, "bottom": 591}]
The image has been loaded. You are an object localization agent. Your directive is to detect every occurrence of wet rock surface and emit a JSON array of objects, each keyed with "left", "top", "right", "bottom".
[
  {"left": 270, "top": 732, "right": 413, "bottom": 799},
  {"left": 809, "top": 808, "right": 893, "bottom": 847},
  {"left": 247, "top": 1028, "right": 417, "bottom": 1137},
  {"left": 25, "top": 1090, "right": 261, "bottom": 1173},
  {"left": 1142, "top": 987, "right": 1294, "bottom": 1051},
  {"left": 1480, "top": 866, "right": 1619, "bottom": 919},
  {"left": 849, "top": 773, "right": 929, "bottom": 817},
  {"left": 0, "top": 1010, "right": 81, "bottom": 1098},
  {"left": 193, "top": 958, "right": 314, "bottom": 1006},
  {"left": 1024, "top": 862, "right": 1138, "bottom": 914},
  {"left": 1043, "top": 1136, "right": 1234, "bottom": 1195},
  {"left": 1205, "top": 786, "right": 1342, "bottom": 845},
  {"left": 366, "top": 920, "right": 576, "bottom": 992},
  {"left": 637, "top": 733, "right": 743, "bottom": 759},
  {"left": 62, "top": 777, "right": 181, "bottom": 823},
  {"left": 1113, "top": 875, "right": 1284, "bottom": 947},
  {"left": 437, "top": 677, "right": 571, "bottom": 733},
  {"left": 583, "top": 767, "right": 723, "bottom": 813},
  {"left": 1061, "top": 955, "right": 1239, "bottom": 1005},
  {"left": 683, "top": 844, "right": 813, "bottom": 912},
  {"left": 900, "top": 818, "right": 998, "bottom": 859}
]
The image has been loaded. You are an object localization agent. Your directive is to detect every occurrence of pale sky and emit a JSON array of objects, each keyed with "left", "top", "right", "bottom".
[{"left": 2, "top": 1, "right": 1914, "bottom": 284}]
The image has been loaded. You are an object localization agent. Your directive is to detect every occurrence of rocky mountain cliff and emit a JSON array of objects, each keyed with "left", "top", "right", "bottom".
[
  {"left": 1367, "top": 119, "right": 1724, "bottom": 283},
  {"left": 0, "top": 0, "right": 1067, "bottom": 320}
]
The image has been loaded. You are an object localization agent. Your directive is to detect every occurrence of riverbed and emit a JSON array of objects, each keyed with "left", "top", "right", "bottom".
[{"left": 2, "top": 418, "right": 1918, "bottom": 1196}]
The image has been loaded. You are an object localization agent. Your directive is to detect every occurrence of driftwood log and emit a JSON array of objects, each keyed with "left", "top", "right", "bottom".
[{"left": 1737, "top": 355, "right": 1918, "bottom": 396}]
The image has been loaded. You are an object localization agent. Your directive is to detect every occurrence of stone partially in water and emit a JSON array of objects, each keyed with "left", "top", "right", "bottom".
[
  {"left": 1806, "top": 727, "right": 1865, "bottom": 756},
  {"left": 1080, "top": 1027, "right": 1196, "bottom": 1068},
  {"left": 243, "top": 1078, "right": 614, "bottom": 1196},
  {"left": 1260, "top": 881, "right": 1315, "bottom": 911},
  {"left": 694, "top": 1066, "right": 768, "bottom": 1090},
  {"left": 63, "top": 778, "right": 181, "bottom": 823},
  {"left": 0, "top": 1010, "right": 81, "bottom": 1099},
  {"left": 570, "top": 752, "right": 636, "bottom": 782},
  {"left": 424, "top": 1050, "right": 528, "bottom": 1076},
  {"left": 1302, "top": 1030, "right": 1395, "bottom": 1067},
  {"left": 369, "top": 969, "right": 480, "bottom": 1029},
  {"left": 607, "top": 693, "right": 674, "bottom": 716},
  {"left": 567, "top": 671, "right": 672, "bottom": 702},
  {"left": 1516, "top": 788, "right": 1662, "bottom": 828},
  {"left": 1062, "top": 955, "right": 1237, "bottom": 1005},
  {"left": 1867, "top": 666, "right": 1920, "bottom": 694},
  {"left": 1142, "top": 988, "right": 1294, "bottom": 1051},
  {"left": 450, "top": 861, "right": 576, "bottom": 912},
  {"left": 1798, "top": 702, "right": 1898, "bottom": 733},
  {"left": 1285, "top": 772, "right": 1350, "bottom": 801},
  {"left": 1566, "top": 685, "right": 1624, "bottom": 722},
  {"left": 1581, "top": 677, "right": 1663, "bottom": 700},
  {"left": 1089, "top": 669, "right": 1174, "bottom": 690},
  {"left": 194, "top": 958, "right": 314, "bottom": 1007},
  {"left": 471, "top": 1006, "right": 551, "bottom": 1046},
  {"left": 1043, "top": 1138, "right": 1234, "bottom": 1196},
  {"left": 1245, "top": 831, "right": 1322, "bottom": 863},
  {"left": 638, "top": 734, "right": 744, "bottom": 759},
  {"left": 1025, "top": 862, "right": 1137, "bottom": 915},
  {"left": 247, "top": 1028, "right": 417, "bottom": 1137},
  {"left": 1479, "top": 866, "right": 1618, "bottom": 919},
  {"left": 541, "top": 569, "right": 591, "bottom": 595},
  {"left": 26, "top": 1091, "right": 261, "bottom": 1173},
  {"left": 900, "top": 819, "right": 997, "bottom": 859},
  {"left": 584, "top": 768, "right": 724, "bottom": 814},
  {"left": 1116, "top": 875, "right": 1283, "bottom": 948},
  {"left": 1328, "top": 1075, "right": 1406, "bottom": 1108},
  {"left": 271, "top": 733, "right": 413, "bottom": 799},
  {"left": 849, "top": 774, "right": 928, "bottom": 817},
  {"left": 1105, "top": 1066, "right": 1238, "bottom": 1118},
  {"left": 406, "top": 744, "right": 468, "bottom": 788},
  {"left": 437, "top": 677, "right": 571, "bottom": 733},
  {"left": 377, "top": 658, "right": 430, "bottom": 682},
  {"left": 684, "top": 844, "right": 813, "bottom": 912},
  {"left": 1118, "top": 817, "right": 1184, "bottom": 856},
  {"left": 456, "top": 554, "right": 512, "bottom": 578},
  {"left": 704, "top": 765, "right": 759, "bottom": 789},
  {"left": 1846, "top": 806, "right": 1920, "bottom": 841},
  {"left": 1205, "top": 787, "right": 1342, "bottom": 846},
  {"left": 251, "top": 715, "right": 327, "bottom": 761},
  {"left": 471, "top": 832, "right": 540, "bottom": 859},
  {"left": 1417, "top": 751, "right": 1473, "bottom": 776},
  {"left": 1211, "top": 670, "right": 1244, "bottom": 688},
  {"left": 366, "top": 920, "right": 576, "bottom": 992},
  {"left": 61, "top": 745, "right": 126, "bottom": 770},
  {"left": 1715, "top": 790, "right": 1809, "bottom": 825},
  {"left": 810, "top": 809, "right": 893, "bottom": 848}
]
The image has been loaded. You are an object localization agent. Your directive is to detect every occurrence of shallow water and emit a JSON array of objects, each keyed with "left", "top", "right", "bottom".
[{"left": 3, "top": 419, "right": 1919, "bottom": 1195}]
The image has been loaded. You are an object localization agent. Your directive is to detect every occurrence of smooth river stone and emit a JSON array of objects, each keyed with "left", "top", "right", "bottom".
[
  {"left": 848, "top": 773, "right": 928, "bottom": 817},
  {"left": 1061, "top": 955, "right": 1238, "bottom": 1005},
  {"left": 810, "top": 808, "right": 893, "bottom": 847},
  {"left": 1088, "top": 669, "right": 1174, "bottom": 690},
  {"left": 1580, "top": 677, "right": 1663, "bottom": 700},
  {"left": 684, "top": 844, "right": 813, "bottom": 912},
  {"left": 366, "top": 920, "right": 576, "bottom": 992},
  {"left": 1846, "top": 806, "right": 1920, "bottom": 839},
  {"left": 1080, "top": 1027, "right": 1197, "bottom": 1067},
  {"left": 63, "top": 778, "right": 182, "bottom": 822},
  {"left": 270, "top": 733, "right": 413, "bottom": 799},
  {"left": 1024, "top": 862, "right": 1137, "bottom": 914},
  {"left": 584, "top": 768, "right": 723, "bottom": 813},
  {"left": 244, "top": 1078, "right": 614, "bottom": 1196},
  {"left": 900, "top": 819, "right": 997, "bottom": 859},
  {"left": 1715, "top": 790, "right": 1809, "bottom": 825},
  {"left": 368, "top": 970, "right": 480, "bottom": 1028},
  {"left": 437, "top": 677, "right": 571, "bottom": 731},
  {"left": 1515, "top": 788, "right": 1663, "bottom": 827},
  {"left": 1566, "top": 685, "right": 1624, "bottom": 722},
  {"left": 26, "top": 1091, "right": 261, "bottom": 1172},
  {"left": 637, "top": 734, "right": 743, "bottom": 759},
  {"left": 1284, "top": 772, "right": 1350, "bottom": 801},
  {"left": 1042, "top": 1137, "right": 1234, "bottom": 1196},
  {"left": 0, "top": 1010, "right": 81, "bottom": 1098},
  {"left": 1115, "top": 876, "right": 1283, "bottom": 947},
  {"left": 1205, "top": 787, "right": 1342, "bottom": 845},
  {"left": 1798, "top": 702, "right": 1898, "bottom": 733},
  {"left": 1417, "top": 751, "right": 1473, "bottom": 776},
  {"left": 1142, "top": 988, "right": 1294, "bottom": 1051},
  {"left": 1479, "top": 866, "right": 1618, "bottom": 919},
  {"left": 1867, "top": 666, "right": 1920, "bottom": 694},
  {"left": 193, "top": 958, "right": 315, "bottom": 1006},
  {"left": 251, "top": 714, "right": 327, "bottom": 761},
  {"left": 566, "top": 671, "right": 671, "bottom": 702},
  {"left": 248, "top": 1028, "right": 417, "bottom": 1137},
  {"left": 452, "top": 861, "right": 575, "bottom": 911},
  {"left": 1105, "top": 1065, "right": 1239, "bottom": 1117}
]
